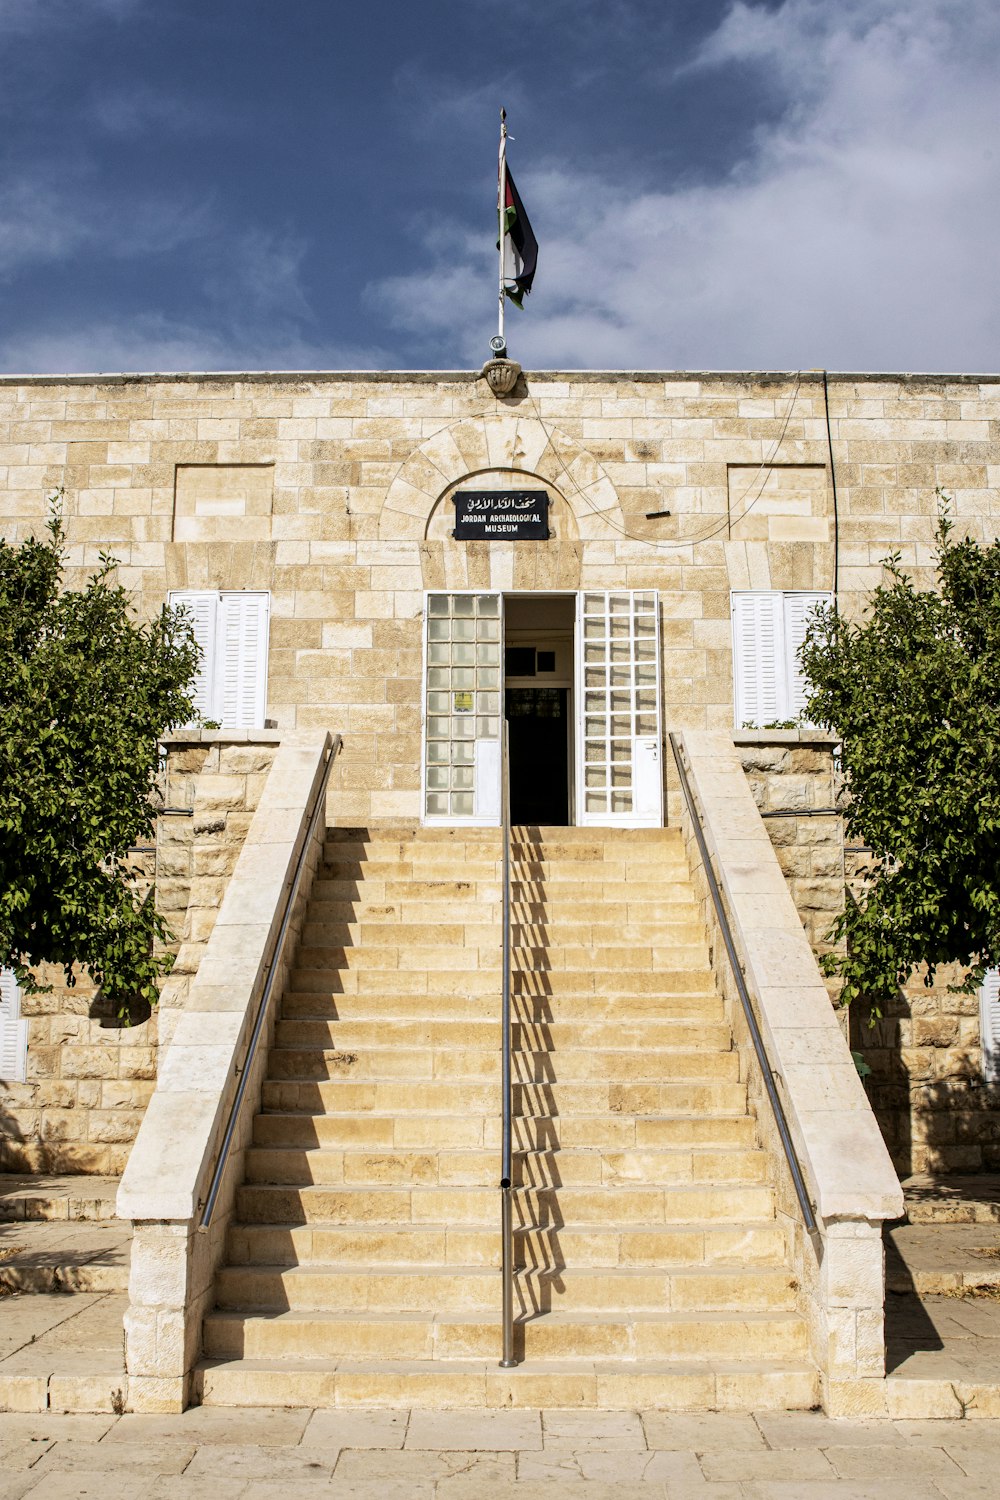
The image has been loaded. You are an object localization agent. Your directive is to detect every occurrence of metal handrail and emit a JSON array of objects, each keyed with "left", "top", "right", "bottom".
[
  {"left": 499, "top": 720, "right": 516, "bottom": 1367},
  {"left": 669, "top": 733, "right": 818, "bottom": 1239},
  {"left": 199, "top": 735, "right": 342, "bottom": 1230}
]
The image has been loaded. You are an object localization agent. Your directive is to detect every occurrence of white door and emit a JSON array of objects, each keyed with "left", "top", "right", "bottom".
[
  {"left": 422, "top": 592, "right": 504, "bottom": 826},
  {"left": 575, "top": 590, "right": 663, "bottom": 828}
]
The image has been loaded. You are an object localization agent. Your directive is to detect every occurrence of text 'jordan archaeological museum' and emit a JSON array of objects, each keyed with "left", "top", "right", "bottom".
[{"left": 1, "top": 122, "right": 998, "bottom": 1419}]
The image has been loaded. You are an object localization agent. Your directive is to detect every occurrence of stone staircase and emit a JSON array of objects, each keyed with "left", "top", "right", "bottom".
[{"left": 196, "top": 826, "right": 818, "bottom": 1409}]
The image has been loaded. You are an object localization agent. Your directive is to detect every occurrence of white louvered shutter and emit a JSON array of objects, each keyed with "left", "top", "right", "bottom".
[
  {"left": 218, "top": 592, "right": 270, "bottom": 728},
  {"left": 783, "top": 592, "right": 831, "bottom": 722},
  {"left": 0, "top": 968, "right": 29, "bottom": 1083},
  {"left": 732, "top": 592, "right": 782, "bottom": 727},
  {"left": 169, "top": 591, "right": 219, "bottom": 722},
  {"left": 981, "top": 970, "right": 1000, "bottom": 1083}
]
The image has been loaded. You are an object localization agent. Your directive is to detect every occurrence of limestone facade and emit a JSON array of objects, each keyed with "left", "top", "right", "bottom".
[
  {"left": 2, "top": 367, "right": 1000, "bottom": 1170},
  {"left": 2, "top": 368, "right": 997, "bottom": 822}
]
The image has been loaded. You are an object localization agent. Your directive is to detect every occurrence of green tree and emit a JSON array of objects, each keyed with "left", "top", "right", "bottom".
[
  {"left": 0, "top": 502, "right": 199, "bottom": 1014},
  {"left": 801, "top": 503, "right": 1000, "bottom": 1020}
]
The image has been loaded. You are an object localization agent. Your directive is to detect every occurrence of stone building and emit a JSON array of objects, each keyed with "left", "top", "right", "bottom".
[{"left": 1, "top": 364, "right": 998, "bottom": 1413}]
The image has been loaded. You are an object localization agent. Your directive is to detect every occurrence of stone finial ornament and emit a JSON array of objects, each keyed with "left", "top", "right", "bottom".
[{"left": 480, "top": 357, "right": 521, "bottom": 396}]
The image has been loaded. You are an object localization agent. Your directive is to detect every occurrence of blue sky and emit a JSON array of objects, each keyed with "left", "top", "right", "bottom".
[{"left": 1, "top": 0, "right": 998, "bottom": 374}]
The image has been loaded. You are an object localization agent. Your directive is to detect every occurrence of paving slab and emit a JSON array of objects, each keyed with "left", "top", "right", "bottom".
[
  {"left": 108, "top": 1406, "right": 311, "bottom": 1447},
  {"left": 0, "top": 1406, "right": 998, "bottom": 1498},
  {"left": 753, "top": 1411, "right": 907, "bottom": 1447},
  {"left": 0, "top": 1292, "right": 126, "bottom": 1414},
  {"left": 641, "top": 1409, "right": 767, "bottom": 1449},
  {"left": 405, "top": 1408, "right": 541, "bottom": 1451},
  {"left": 300, "top": 1407, "right": 407, "bottom": 1448},
  {"left": 542, "top": 1407, "right": 646, "bottom": 1449}
]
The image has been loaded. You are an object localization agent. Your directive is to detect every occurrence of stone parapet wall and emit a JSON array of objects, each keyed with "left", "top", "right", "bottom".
[
  {"left": 674, "top": 731, "right": 903, "bottom": 1418},
  {"left": 0, "top": 732, "right": 277, "bottom": 1175},
  {"left": 155, "top": 732, "right": 280, "bottom": 1055}
]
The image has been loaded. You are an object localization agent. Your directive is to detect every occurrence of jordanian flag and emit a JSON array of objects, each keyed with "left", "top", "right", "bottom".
[{"left": 499, "top": 164, "right": 538, "bottom": 309}]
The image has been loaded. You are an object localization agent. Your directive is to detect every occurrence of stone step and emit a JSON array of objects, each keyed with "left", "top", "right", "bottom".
[
  {"left": 290, "top": 942, "right": 710, "bottom": 973},
  {"left": 271, "top": 1017, "right": 732, "bottom": 1053},
  {"left": 252, "top": 1110, "right": 758, "bottom": 1152},
  {"left": 303, "top": 900, "right": 702, "bottom": 926},
  {"left": 225, "top": 1219, "right": 790, "bottom": 1270},
  {"left": 233, "top": 1182, "right": 774, "bottom": 1227},
  {"left": 0, "top": 1174, "right": 120, "bottom": 1224},
  {"left": 320, "top": 856, "right": 690, "bottom": 881},
  {"left": 325, "top": 824, "right": 684, "bottom": 843},
  {"left": 260, "top": 1078, "right": 748, "bottom": 1117},
  {"left": 307, "top": 879, "right": 697, "bottom": 904},
  {"left": 285, "top": 967, "right": 717, "bottom": 997},
  {"left": 196, "top": 1353, "right": 819, "bottom": 1411},
  {"left": 300, "top": 917, "right": 706, "bottom": 946},
  {"left": 885, "top": 1220, "right": 1000, "bottom": 1295},
  {"left": 900, "top": 1174, "right": 1000, "bottom": 1225},
  {"left": 0, "top": 1219, "right": 131, "bottom": 1294},
  {"left": 265, "top": 1046, "right": 741, "bottom": 1085},
  {"left": 279, "top": 990, "right": 725, "bottom": 1022},
  {"left": 213, "top": 1263, "right": 798, "bottom": 1316},
  {"left": 323, "top": 832, "right": 686, "bottom": 859},
  {"left": 202, "top": 1306, "right": 807, "bottom": 1363},
  {"left": 241, "top": 1144, "right": 769, "bottom": 1189}
]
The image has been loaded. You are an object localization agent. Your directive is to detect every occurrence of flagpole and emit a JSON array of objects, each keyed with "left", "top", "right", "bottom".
[{"left": 498, "top": 107, "right": 507, "bottom": 345}]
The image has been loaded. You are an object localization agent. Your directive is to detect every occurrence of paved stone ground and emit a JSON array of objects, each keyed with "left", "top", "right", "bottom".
[{"left": 0, "top": 1406, "right": 999, "bottom": 1497}]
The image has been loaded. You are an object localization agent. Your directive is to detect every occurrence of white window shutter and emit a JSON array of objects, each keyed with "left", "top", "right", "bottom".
[
  {"left": 981, "top": 969, "right": 1000, "bottom": 1083},
  {"left": 169, "top": 590, "right": 219, "bottom": 722},
  {"left": 783, "top": 592, "right": 831, "bottom": 722},
  {"left": 0, "top": 968, "right": 29, "bottom": 1084},
  {"left": 218, "top": 593, "right": 270, "bottom": 728},
  {"left": 732, "top": 592, "right": 782, "bottom": 727}
]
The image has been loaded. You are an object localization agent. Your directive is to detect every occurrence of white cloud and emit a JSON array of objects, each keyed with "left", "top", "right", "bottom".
[
  {"left": 86, "top": 83, "right": 215, "bottom": 138},
  {"left": 0, "top": 0, "right": 141, "bottom": 36},
  {"left": 371, "top": 0, "right": 1000, "bottom": 371},
  {"left": 0, "top": 312, "right": 393, "bottom": 376},
  {"left": 0, "top": 174, "right": 216, "bottom": 278}
]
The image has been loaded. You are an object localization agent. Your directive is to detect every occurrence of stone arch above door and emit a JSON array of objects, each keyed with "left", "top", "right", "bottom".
[{"left": 378, "top": 415, "right": 626, "bottom": 542}]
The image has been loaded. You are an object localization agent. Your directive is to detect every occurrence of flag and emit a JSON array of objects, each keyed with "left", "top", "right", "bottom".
[{"left": 499, "top": 153, "right": 538, "bottom": 309}]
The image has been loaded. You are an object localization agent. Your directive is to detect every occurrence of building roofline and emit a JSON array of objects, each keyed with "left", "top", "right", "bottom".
[{"left": 0, "top": 367, "right": 997, "bottom": 387}]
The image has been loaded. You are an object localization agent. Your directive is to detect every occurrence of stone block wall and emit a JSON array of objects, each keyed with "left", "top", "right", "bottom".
[
  {"left": 735, "top": 732, "right": 844, "bottom": 975},
  {"left": 0, "top": 733, "right": 276, "bottom": 1176},
  {"left": 737, "top": 731, "right": 1000, "bottom": 1176},
  {"left": 849, "top": 943, "right": 1000, "bottom": 1177}
]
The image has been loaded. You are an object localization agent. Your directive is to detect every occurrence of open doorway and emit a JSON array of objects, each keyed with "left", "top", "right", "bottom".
[{"left": 504, "top": 594, "right": 574, "bottom": 826}]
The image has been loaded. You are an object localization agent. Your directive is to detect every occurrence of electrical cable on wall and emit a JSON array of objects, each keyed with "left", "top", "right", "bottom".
[
  {"left": 822, "top": 370, "right": 841, "bottom": 603},
  {"left": 513, "top": 373, "right": 805, "bottom": 551}
]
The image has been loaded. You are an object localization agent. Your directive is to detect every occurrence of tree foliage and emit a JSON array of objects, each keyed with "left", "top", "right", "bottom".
[
  {"left": 0, "top": 503, "right": 199, "bottom": 1014},
  {"left": 801, "top": 504, "right": 1000, "bottom": 1019}
]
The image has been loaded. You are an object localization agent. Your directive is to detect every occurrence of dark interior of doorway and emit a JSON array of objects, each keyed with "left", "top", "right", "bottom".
[{"left": 505, "top": 686, "right": 569, "bottom": 825}]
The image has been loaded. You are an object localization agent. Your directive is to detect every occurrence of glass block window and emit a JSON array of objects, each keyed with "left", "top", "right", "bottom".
[
  {"left": 424, "top": 593, "right": 501, "bottom": 819},
  {"left": 579, "top": 590, "right": 658, "bottom": 817}
]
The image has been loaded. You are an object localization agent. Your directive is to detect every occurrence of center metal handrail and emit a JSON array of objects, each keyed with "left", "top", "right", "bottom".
[
  {"left": 200, "top": 734, "right": 342, "bottom": 1231},
  {"left": 669, "top": 733, "right": 818, "bottom": 1240},
  {"left": 499, "top": 720, "right": 517, "bottom": 1367}
]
